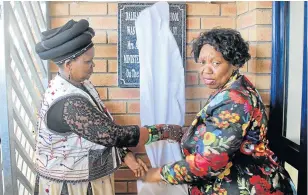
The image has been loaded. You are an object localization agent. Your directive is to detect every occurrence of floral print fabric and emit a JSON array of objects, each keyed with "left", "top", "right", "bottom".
[{"left": 160, "top": 73, "right": 296, "bottom": 195}]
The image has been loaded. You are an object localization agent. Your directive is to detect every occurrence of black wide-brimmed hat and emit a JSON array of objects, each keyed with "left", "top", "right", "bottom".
[{"left": 35, "top": 19, "right": 95, "bottom": 65}]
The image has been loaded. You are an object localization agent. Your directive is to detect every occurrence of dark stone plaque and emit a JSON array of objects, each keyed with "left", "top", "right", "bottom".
[{"left": 118, "top": 3, "right": 186, "bottom": 88}]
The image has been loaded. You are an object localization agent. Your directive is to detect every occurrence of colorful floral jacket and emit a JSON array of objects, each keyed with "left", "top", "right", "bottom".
[{"left": 160, "top": 73, "right": 296, "bottom": 195}]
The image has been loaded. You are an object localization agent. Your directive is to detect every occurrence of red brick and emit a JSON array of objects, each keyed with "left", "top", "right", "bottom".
[
  {"left": 249, "top": 44, "right": 257, "bottom": 58},
  {"left": 187, "top": 45, "right": 193, "bottom": 57},
  {"left": 221, "top": 4, "right": 237, "bottom": 16},
  {"left": 89, "top": 17, "right": 117, "bottom": 30},
  {"left": 249, "top": 1, "right": 272, "bottom": 10},
  {"left": 50, "top": 3, "right": 69, "bottom": 16},
  {"left": 256, "top": 43, "right": 272, "bottom": 58},
  {"left": 237, "top": 10, "right": 271, "bottom": 29},
  {"left": 185, "top": 114, "right": 196, "bottom": 126},
  {"left": 239, "top": 28, "right": 249, "bottom": 41},
  {"left": 104, "top": 101, "right": 126, "bottom": 113},
  {"left": 186, "top": 101, "right": 200, "bottom": 113},
  {"left": 93, "top": 59, "right": 107, "bottom": 72},
  {"left": 96, "top": 87, "right": 107, "bottom": 100},
  {"left": 187, "top": 17, "right": 200, "bottom": 29},
  {"left": 50, "top": 62, "right": 58, "bottom": 72},
  {"left": 108, "top": 3, "right": 118, "bottom": 15},
  {"left": 108, "top": 31, "right": 118, "bottom": 43},
  {"left": 187, "top": 59, "right": 200, "bottom": 71},
  {"left": 237, "top": 11, "right": 256, "bottom": 29},
  {"left": 108, "top": 60, "right": 118, "bottom": 72},
  {"left": 187, "top": 31, "right": 202, "bottom": 43},
  {"left": 255, "top": 75, "right": 271, "bottom": 90},
  {"left": 90, "top": 73, "right": 117, "bottom": 86},
  {"left": 201, "top": 17, "right": 235, "bottom": 29},
  {"left": 256, "top": 59, "right": 271, "bottom": 73},
  {"left": 70, "top": 3, "right": 107, "bottom": 15},
  {"left": 247, "top": 59, "right": 257, "bottom": 73},
  {"left": 256, "top": 10, "right": 272, "bottom": 25},
  {"left": 92, "top": 30, "right": 106, "bottom": 44},
  {"left": 187, "top": 3, "right": 220, "bottom": 16},
  {"left": 186, "top": 72, "right": 199, "bottom": 85},
  {"left": 248, "top": 59, "right": 271, "bottom": 73},
  {"left": 114, "top": 169, "right": 136, "bottom": 180},
  {"left": 128, "top": 182, "right": 137, "bottom": 193},
  {"left": 115, "top": 182, "right": 127, "bottom": 193},
  {"left": 249, "top": 26, "right": 272, "bottom": 41},
  {"left": 95, "top": 45, "right": 117, "bottom": 58},
  {"left": 186, "top": 87, "right": 214, "bottom": 99},
  {"left": 51, "top": 17, "right": 82, "bottom": 28},
  {"left": 127, "top": 101, "right": 140, "bottom": 113},
  {"left": 237, "top": 2, "right": 249, "bottom": 15},
  {"left": 113, "top": 115, "right": 140, "bottom": 126},
  {"left": 240, "top": 61, "right": 248, "bottom": 73},
  {"left": 109, "top": 88, "right": 140, "bottom": 99}
]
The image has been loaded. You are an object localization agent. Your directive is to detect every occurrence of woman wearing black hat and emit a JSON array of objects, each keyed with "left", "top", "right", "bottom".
[{"left": 34, "top": 19, "right": 183, "bottom": 195}]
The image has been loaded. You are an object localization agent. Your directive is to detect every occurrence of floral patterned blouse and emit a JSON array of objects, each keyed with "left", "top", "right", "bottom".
[{"left": 160, "top": 73, "right": 297, "bottom": 195}]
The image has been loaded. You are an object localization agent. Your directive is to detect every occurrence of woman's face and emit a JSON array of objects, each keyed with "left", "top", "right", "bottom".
[
  {"left": 198, "top": 44, "right": 238, "bottom": 89},
  {"left": 69, "top": 47, "right": 95, "bottom": 82}
]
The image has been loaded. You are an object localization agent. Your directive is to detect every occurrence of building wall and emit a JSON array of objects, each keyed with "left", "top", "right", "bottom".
[
  {"left": 49, "top": 2, "right": 272, "bottom": 194},
  {"left": 236, "top": 1, "right": 272, "bottom": 115}
]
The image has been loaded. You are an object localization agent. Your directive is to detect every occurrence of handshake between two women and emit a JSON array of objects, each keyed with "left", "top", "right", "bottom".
[{"left": 122, "top": 124, "right": 187, "bottom": 181}]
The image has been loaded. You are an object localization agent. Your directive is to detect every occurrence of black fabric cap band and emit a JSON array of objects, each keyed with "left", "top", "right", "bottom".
[{"left": 35, "top": 19, "right": 95, "bottom": 65}]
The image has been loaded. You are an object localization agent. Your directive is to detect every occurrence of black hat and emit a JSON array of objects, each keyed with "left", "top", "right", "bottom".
[{"left": 35, "top": 19, "right": 95, "bottom": 65}]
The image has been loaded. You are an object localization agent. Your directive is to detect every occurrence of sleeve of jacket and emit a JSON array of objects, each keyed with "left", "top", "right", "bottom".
[{"left": 160, "top": 89, "right": 253, "bottom": 185}]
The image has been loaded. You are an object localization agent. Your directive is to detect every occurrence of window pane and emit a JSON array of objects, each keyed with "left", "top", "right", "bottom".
[{"left": 285, "top": 1, "right": 304, "bottom": 145}]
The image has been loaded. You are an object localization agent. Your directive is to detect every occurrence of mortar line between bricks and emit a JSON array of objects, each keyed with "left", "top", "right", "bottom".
[
  {"left": 91, "top": 72, "right": 117, "bottom": 75},
  {"left": 94, "top": 43, "right": 117, "bottom": 46},
  {"left": 238, "top": 24, "right": 272, "bottom": 31},
  {"left": 103, "top": 99, "right": 129, "bottom": 102},
  {"left": 248, "top": 41, "right": 272, "bottom": 44},
  {"left": 106, "top": 2, "right": 109, "bottom": 15},
  {"left": 237, "top": 24, "right": 271, "bottom": 30},
  {"left": 243, "top": 72, "right": 271, "bottom": 76},
  {"left": 125, "top": 101, "right": 128, "bottom": 114},
  {"left": 236, "top": 8, "right": 272, "bottom": 17},
  {"left": 250, "top": 57, "right": 272, "bottom": 60},
  {"left": 94, "top": 57, "right": 117, "bottom": 60}
]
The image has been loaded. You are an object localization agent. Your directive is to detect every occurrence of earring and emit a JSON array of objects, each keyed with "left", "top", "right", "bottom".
[
  {"left": 68, "top": 69, "right": 71, "bottom": 80},
  {"left": 232, "top": 69, "right": 239, "bottom": 75}
]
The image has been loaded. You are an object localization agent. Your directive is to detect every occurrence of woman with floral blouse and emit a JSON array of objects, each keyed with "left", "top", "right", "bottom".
[{"left": 141, "top": 28, "right": 297, "bottom": 195}]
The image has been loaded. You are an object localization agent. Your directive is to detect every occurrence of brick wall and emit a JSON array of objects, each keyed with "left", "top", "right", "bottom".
[
  {"left": 236, "top": 1, "right": 272, "bottom": 114},
  {"left": 49, "top": 2, "right": 272, "bottom": 194}
]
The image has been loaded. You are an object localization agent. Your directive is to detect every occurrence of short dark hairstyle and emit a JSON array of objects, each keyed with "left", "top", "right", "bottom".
[{"left": 192, "top": 28, "right": 251, "bottom": 68}]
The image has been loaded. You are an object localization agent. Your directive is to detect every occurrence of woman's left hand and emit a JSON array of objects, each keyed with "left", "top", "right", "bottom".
[{"left": 140, "top": 168, "right": 162, "bottom": 183}]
